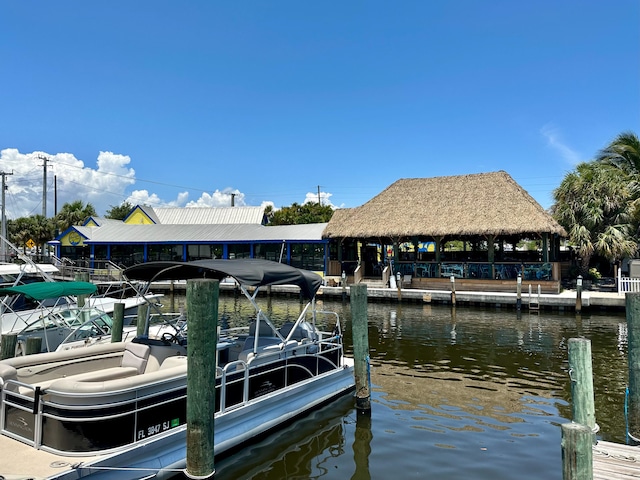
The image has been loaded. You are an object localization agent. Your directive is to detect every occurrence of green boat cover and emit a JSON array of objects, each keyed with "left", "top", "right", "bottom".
[{"left": 0, "top": 281, "right": 97, "bottom": 300}]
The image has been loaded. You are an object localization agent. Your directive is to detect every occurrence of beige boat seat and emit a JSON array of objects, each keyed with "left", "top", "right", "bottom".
[{"left": 120, "top": 342, "right": 151, "bottom": 374}]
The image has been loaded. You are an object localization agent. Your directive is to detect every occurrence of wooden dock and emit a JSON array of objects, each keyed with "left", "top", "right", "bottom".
[{"left": 594, "top": 441, "right": 640, "bottom": 479}]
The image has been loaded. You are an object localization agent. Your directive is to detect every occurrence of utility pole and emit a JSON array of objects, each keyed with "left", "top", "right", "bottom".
[
  {"left": 231, "top": 193, "right": 236, "bottom": 207},
  {"left": 37, "top": 155, "right": 49, "bottom": 218},
  {"left": 317, "top": 185, "right": 321, "bottom": 205},
  {"left": 0, "top": 171, "right": 13, "bottom": 261}
]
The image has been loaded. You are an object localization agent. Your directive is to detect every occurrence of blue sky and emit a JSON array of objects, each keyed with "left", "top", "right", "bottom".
[{"left": 1, "top": 1, "right": 638, "bottom": 218}]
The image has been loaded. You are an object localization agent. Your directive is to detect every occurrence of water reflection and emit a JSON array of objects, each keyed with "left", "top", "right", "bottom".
[{"left": 212, "top": 395, "right": 354, "bottom": 479}]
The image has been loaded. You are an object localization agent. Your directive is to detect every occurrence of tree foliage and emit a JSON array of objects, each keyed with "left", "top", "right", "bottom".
[
  {"left": 54, "top": 200, "right": 97, "bottom": 233},
  {"left": 552, "top": 160, "right": 637, "bottom": 275},
  {"left": 106, "top": 201, "right": 134, "bottom": 220},
  {"left": 267, "top": 202, "right": 334, "bottom": 225}
]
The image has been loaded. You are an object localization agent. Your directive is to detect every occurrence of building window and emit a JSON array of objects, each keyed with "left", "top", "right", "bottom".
[
  {"left": 253, "top": 243, "right": 285, "bottom": 262},
  {"left": 290, "top": 243, "right": 324, "bottom": 271},
  {"left": 110, "top": 245, "right": 144, "bottom": 267},
  {"left": 228, "top": 244, "right": 250, "bottom": 259},
  {"left": 149, "top": 244, "right": 184, "bottom": 261},
  {"left": 187, "top": 244, "right": 222, "bottom": 261}
]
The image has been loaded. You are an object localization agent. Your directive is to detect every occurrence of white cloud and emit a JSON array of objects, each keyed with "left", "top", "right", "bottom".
[
  {"left": 185, "top": 189, "right": 245, "bottom": 208},
  {"left": 303, "top": 191, "right": 336, "bottom": 208},
  {"left": 125, "top": 190, "right": 165, "bottom": 207},
  {"left": 0, "top": 149, "right": 263, "bottom": 219},
  {"left": 540, "top": 124, "right": 582, "bottom": 165},
  {"left": 0, "top": 149, "right": 139, "bottom": 218}
]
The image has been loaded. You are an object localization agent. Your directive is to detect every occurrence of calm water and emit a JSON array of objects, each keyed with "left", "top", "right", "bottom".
[{"left": 168, "top": 294, "right": 629, "bottom": 480}]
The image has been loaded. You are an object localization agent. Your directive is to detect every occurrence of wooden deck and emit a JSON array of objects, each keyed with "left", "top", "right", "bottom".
[{"left": 594, "top": 441, "right": 640, "bottom": 479}]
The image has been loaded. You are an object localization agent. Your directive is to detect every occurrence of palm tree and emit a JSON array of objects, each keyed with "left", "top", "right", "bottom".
[
  {"left": 596, "top": 131, "right": 640, "bottom": 236},
  {"left": 54, "top": 201, "right": 97, "bottom": 233},
  {"left": 596, "top": 131, "right": 640, "bottom": 174},
  {"left": 552, "top": 162, "right": 637, "bottom": 275}
]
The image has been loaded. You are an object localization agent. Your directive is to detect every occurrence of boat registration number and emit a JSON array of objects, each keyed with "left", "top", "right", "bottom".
[{"left": 137, "top": 418, "right": 180, "bottom": 440}]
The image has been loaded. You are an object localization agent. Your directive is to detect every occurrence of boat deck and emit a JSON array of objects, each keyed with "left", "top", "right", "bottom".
[{"left": 0, "top": 432, "right": 93, "bottom": 479}]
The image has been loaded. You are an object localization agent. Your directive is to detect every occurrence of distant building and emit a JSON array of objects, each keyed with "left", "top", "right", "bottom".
[{"left": 52, "top": 205, "right": 328, "bottom": 273}]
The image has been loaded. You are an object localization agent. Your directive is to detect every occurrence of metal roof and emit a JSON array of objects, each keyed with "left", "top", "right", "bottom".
[
  {"left": 149, "top": 206, "right": 266, "bottom": 225},
  {"left": 74, "top": 222, "right": 328, "bottom": 244}
]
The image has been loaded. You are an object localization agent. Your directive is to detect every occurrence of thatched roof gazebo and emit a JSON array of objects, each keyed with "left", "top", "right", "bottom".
[{"left": 322, "top": 171, "right": 567, "bottom": 292}]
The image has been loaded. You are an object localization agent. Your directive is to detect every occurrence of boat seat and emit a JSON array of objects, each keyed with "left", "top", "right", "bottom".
[
  {"left": 120, "top": 342, "right": 151, "bottom": 374},
  {"left": 15, "top": 366, "right": 141, "bottom": 395},
  {"left": 159, "top": 356, "right": 187, "bottom": 370},
  {"left": 278, "top": 322, "right": 303, "bottom": 340},
  {"left": 243, "top": 336, "right": 281, "bottom": 351},
  {"left": 249, "top": 320, "right": 274, "bottom": 336},
  {"left": 0, "top": 363, "right": 18, "bottom": 384},
  {"left": 278, "top": 321, "right": 316, "bottom": 341}
]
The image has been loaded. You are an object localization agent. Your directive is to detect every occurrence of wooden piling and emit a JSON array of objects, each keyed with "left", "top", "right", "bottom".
[
  {"left": 576, "top": 275, "right": 583, "bottom": 315},
  {"left": 111, "top": 302, "right": 124, "bottom": 343},
  {"left": 350, "top": 283, "right": 371, "bottom": 413},
  {"left": 26, "top": 337, "right": 42, "bottom": 355},
  {"left": 561, "top": 422, "right": 593, "bottom": 480},
  {"left": 516, "top": 273, "right": 522, "bottom": 311},
  {"left": 568, "top": 338, "right": 596, "bottom": 434},
  {"left": 341, "top": 271, "right": 347, "bottom": 302},
  {"left": 450, "top": 275, "right": 456, "bottom": 306},
  {"left": 185, "top": 278, "right": 218, "bottom": 480},
  {"left": 626, "top": 292, "right": 640, "bottom": 440},
  {"left": 136, "top": 303, "right": 149, "bottom": 337},
  {"left": 74, "top": 272, "right": 90, "bottom": 308},
  {"left": 1, "top": 333, "right": 17, "bottom": 359}
]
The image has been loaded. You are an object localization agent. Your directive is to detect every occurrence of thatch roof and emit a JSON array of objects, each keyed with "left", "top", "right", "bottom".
[{"left": 323, "top": 171, "right": 566, "bottom": 239}]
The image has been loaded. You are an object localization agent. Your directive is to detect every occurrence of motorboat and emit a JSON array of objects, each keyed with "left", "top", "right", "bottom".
[
  {"left": 0, "top": 259, "right": 355, "bottom": 479},
  {"left": 1, "top": 280, "right": 162, "bottom": 335},
  {"left": 0, "top": 280, "right": 171, "bottom": 357}
]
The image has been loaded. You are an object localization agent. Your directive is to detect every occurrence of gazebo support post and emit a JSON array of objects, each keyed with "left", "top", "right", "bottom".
[{"left": 487, "top": 235, "right": 495, "bottom": 278}]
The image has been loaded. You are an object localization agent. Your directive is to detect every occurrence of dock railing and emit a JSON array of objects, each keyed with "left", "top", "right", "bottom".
[{"left": 618, "top": 269, "right": 640, "bottom": 295}]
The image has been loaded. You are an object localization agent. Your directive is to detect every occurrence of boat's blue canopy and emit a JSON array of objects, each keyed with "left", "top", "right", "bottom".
[
  {"left": 124, "top": 259, "right": 323, "bottom": 300},
  {"left": 0, "top": 281, "right": 97, "bottom": 300}
]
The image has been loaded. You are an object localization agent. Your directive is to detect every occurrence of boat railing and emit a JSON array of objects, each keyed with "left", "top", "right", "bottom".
[
  {"left": 217, "top": 361, "right": 249, "bottom": 413},
  {"left": 1, "top": 379, "right": 43, "bottom": 448}
]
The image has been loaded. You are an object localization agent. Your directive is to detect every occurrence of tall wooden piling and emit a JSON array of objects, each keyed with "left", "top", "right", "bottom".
[
  {"left": 350, "top": 283, "right": 371, "bottom": 413},
  {"left": 185, "top": 278, "right": 218, "bottom": 479},
  {"left": 136, "top": 303, "right": 149, "bottom": 337},
  {"left": 568, "top": 338, "right": 596, "bottom": 434},
  {"left": 626, "top": 292, "right": 640, "bottom": 440},
  {"left": 1, "top": 333, "right": 17, "bottom": 359},
  {"left": 111, "top": 302, "right": 124, "bottom": 343},
  {"left": 516, "top": 273, "right": 522, "bottom": 311},
  {"left": 561, "top": 422, "right": 593, "bottom": 480}
]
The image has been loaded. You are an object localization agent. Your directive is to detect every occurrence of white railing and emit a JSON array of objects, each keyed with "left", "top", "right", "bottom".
[{"left": 618, "top": 270, "right": 640, "bottom": 295}]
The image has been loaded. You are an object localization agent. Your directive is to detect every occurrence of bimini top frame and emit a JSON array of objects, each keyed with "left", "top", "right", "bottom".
[
  {"left": 124, "top": 259, "right": 323, "bottom": 300},
  {"left": 124, "top": 259, "right": 330, "bottom": 353}
]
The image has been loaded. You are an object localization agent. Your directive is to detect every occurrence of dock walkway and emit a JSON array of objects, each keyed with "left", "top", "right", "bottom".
[
  {"left": 594, "top": 440, "right": 640, "bottom": 479},
  {"left": 148, "top": 280, "right": 626, "bottom": 311}
]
